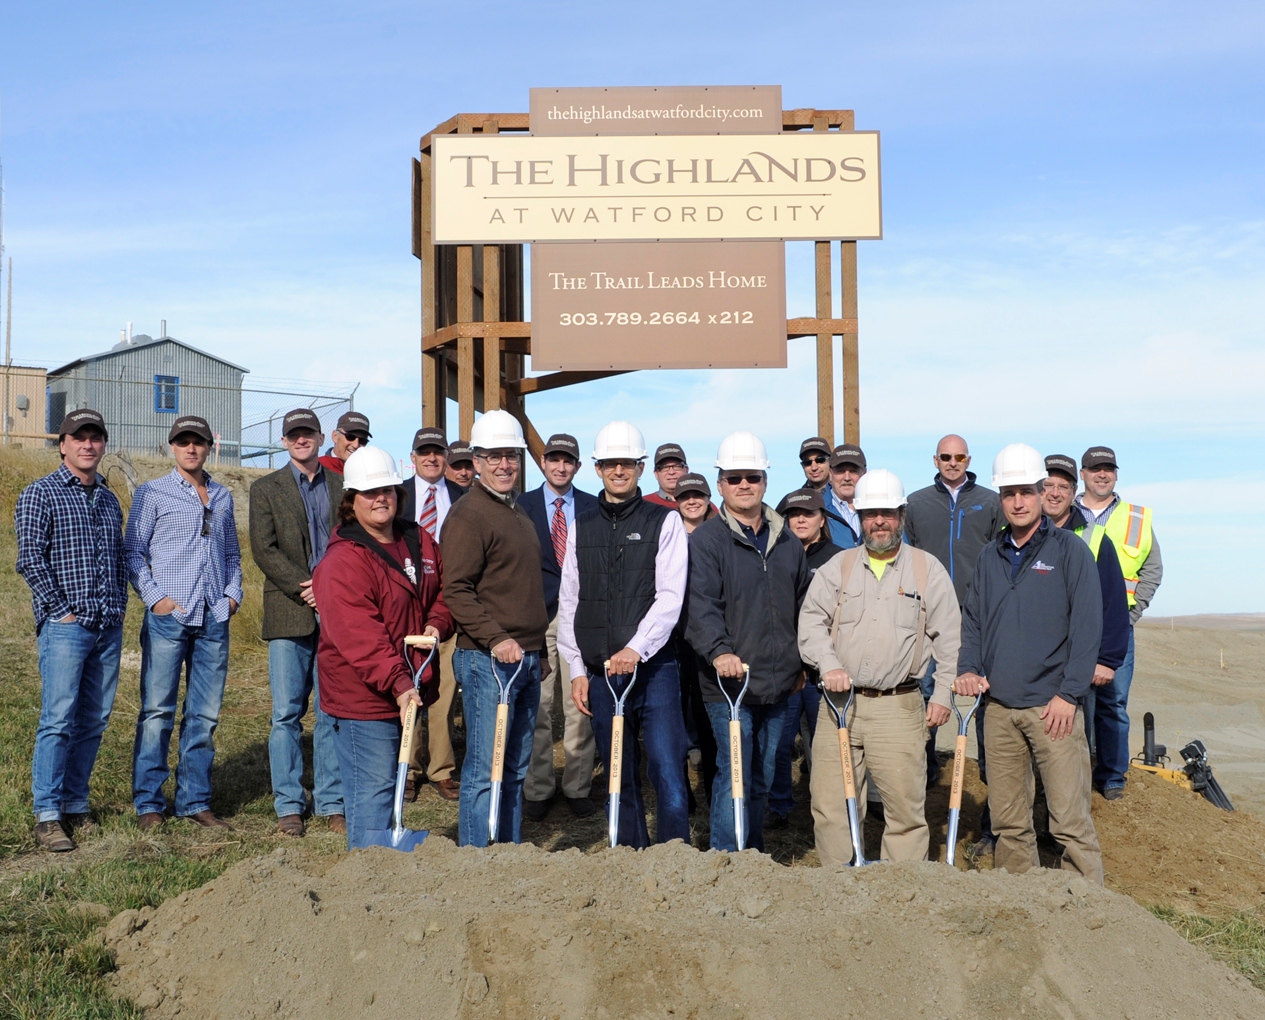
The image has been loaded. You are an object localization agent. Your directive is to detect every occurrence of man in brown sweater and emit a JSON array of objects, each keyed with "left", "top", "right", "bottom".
[{"left": 440, "top": 410, "right": 549, "bottom": 846}]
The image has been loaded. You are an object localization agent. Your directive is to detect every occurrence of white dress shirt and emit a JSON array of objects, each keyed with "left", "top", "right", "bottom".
[{"left": 413, "top": 475, "right": 453, "bottom": 535}]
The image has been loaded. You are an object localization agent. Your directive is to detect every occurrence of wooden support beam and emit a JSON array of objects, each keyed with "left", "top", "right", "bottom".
[
  {"left": 482, "top": 247, "right": 501, "bottom": 414},
  {"left": 456, "top": 243, "right": 475, "bottom": 441},
  {"left": 421, "top": 112, "right": 529, "bottom": 151},
  {"left": 509, "top": 370, "right": 631, "bottom": 397},
  {"left": 840, "top": 240, "right": 860, "bottom": 445},
  {"left": 419, "top": 148, "right": 444, "bottom": 429},
  {"left": 422, "top": 321, "right": 531, "bottom": 351},
  {"left": 815, "top": 241, "right": 834, "bottom": 444},
  {"left": 787, "top": 317, "right": 858, "bottom": 338},
  {"left": 502, "top": 404, "right": 546, "bottom": 467}
]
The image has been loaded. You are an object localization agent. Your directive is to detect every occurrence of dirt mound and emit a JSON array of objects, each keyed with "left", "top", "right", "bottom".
[{"left": 104, "top": 839, "right": 1262, "bottom": 1020}]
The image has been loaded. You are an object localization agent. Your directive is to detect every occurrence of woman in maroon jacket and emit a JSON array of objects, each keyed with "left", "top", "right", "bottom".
[{"left": 312, "top": 447, "right": 453, "bottom": 849}]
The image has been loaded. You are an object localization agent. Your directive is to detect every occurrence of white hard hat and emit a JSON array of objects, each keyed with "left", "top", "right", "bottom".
[
  {"left": 592, "top": 421, "right": 647, "bottom": 461},
  {"left": 469, "top": 409, "right": 527, "bottom": 451},
  {"left": 715, "top": 431, "right": 770, "bottom": 472},
  {"left": 992, "top": 443, "right": 1047, "bottom": 489},
  {"left": 852, "top": 469, "right": 907, "bottom": 510},
  {"left": 343, "top": 445, "right": 403, "bottom": 491}
]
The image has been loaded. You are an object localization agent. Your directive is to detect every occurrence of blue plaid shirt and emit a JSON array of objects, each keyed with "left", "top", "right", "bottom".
[
  {"left": 15, "top": 464, "right": 128, "bottom": 631},
  {"left": 124, "top": 469, "right": 243, "bottom": 626},
  {"left": 1074, "top": 493, "right": 1119, "bottom": 528}
]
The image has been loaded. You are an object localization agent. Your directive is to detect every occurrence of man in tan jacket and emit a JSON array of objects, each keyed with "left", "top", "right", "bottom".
[{"left": 798, "top": 470, "right": 959, "bottom": 865}]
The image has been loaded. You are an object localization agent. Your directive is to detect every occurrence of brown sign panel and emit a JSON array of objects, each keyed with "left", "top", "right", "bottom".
[
  {"left": 531, "top": 241, "right": 786, "bottom": 370},
  {"left": 530, "top": 86, "right": 782, "bottom": 137}
]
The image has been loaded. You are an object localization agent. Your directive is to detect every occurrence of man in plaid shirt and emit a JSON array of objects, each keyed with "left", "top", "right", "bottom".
[
  {"left": 16, "top": 409, "right": 128, "bottom": 852},
  {"left": 124, "top": 414, "right": 242, "bottom": 831}
]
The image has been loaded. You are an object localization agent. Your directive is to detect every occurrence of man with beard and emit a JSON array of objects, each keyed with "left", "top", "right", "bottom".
[{"left": 798, "top": 470, "right": 959, "bottom": 865}]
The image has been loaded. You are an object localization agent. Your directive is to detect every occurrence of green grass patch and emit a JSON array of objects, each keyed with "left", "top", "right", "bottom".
[{"left": 1152, "top": 907, "right": 1265, "bottom": 990}]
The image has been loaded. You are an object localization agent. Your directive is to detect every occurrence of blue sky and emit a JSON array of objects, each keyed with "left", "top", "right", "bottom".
[{"left": 2, "top": 1, "right": 1262, "bottom": 614}]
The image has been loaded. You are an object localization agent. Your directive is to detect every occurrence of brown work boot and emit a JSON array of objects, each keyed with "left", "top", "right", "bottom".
[
  {"left": 186, "top": 810, "right": 232, "bottom": 830},
  {"left": 326, "top": 815, "right": 347, "bottom": 835},
  {"left": 403, "top": 776, "right": 418, "bottom": 802},
  {"left": 137, "top": 812, "right": 165, "bottom": 832},
  {"left": 277, "top": 814, "right": 305, "bottom": 837},
  {"left": 35, "top": 820, "right": 76, "bottom": 852},
  {"left": 433, "top": 778, "right": 460, "bottom": 801}
]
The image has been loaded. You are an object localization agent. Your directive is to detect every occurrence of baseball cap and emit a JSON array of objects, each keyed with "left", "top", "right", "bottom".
[
  {"left": 335, "top": 411, "right": 372, "bottom": 438},
  {"left": 674, "top": 473, "right": 711, "bottom": 499},
  {"left": 799, "top": 437, "right": 832, "bottom": 460},
  {"left": 543, "top": 433, "right": 581, "bottom": 459},
  {"left": 776, "top": 487, "right": 825, "bottom": 515},
  {"left": 654, "top": 443, "right": 687, "bottom": 468},
  {"left": 446, "top": 440, "right": 475, "bottom": 464},
  {"left": 282, "top": 408, "right": 322, "bottom": 436},
  {"left": 1081, "top": 446, "right": 1118, "bottom": 470},
  {"left": 1044, "top": 454, "right": 1078, "bottom": 481},
  {"left": 830, "top": 443, "right": 867, "bottom": 470},
  {"left": 167, "top": 415, "right": 213, "bottom": 443},
  {"left": 58, "top": 408, "right": 108, "bottom": 441},
  {"left": 412, "top": 427, "right": 447, "bottom": 452}
]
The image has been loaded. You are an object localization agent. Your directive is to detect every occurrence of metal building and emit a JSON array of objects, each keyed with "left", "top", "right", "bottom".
[{"left": 47, "top": 331, "right": 248, "bottom": 464}]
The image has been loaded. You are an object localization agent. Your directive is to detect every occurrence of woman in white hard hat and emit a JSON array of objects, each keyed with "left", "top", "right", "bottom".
[{"left": 312, "top": 446, "right": 454, "bottom": 850}]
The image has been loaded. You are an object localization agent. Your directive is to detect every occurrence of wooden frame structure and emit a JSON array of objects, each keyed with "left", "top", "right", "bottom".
[{"left": 413, "top": 108, "right": 861, "bottom": 462}]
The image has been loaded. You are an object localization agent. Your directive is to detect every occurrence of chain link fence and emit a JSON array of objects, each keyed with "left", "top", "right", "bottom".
[{"left": 241, "top": 379, "right": 360, "bottom": 469}]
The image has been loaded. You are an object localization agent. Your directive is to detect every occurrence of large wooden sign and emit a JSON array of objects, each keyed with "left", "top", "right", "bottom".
[
  {"left": 529, "top": 85, "right": 782, "bottom": 136},
  {"left": 431, "top": 132, "right": 882, "bottom": 243}
]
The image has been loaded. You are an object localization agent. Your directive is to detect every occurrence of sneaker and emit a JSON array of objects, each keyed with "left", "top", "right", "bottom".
[
  {"left": 522, "top": 798, "right": 553, "bottom": 822},
  {"left": 34, "top": 820, "right": 76, "bottom": 852}
]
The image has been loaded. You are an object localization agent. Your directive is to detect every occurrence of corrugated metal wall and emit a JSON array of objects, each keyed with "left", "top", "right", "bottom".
[{"left": 47, "top": 340, "right": 245, "bottom": 464}]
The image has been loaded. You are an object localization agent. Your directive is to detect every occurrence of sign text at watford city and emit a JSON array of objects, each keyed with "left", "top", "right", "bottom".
[{"left": 432, "top": 133, "right": 882, "bottom": 243}]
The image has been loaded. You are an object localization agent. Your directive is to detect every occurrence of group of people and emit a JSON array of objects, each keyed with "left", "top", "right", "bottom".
[{"left": 18, "top": 405, "right": 1161, "bottom": 885}]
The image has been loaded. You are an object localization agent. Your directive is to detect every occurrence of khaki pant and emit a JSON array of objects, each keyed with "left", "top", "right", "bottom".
[
  {"left": 983, "top": 702, "right": 1103, "bottom": 885},
  {"left": 408, "top": 635, "right": 458, "bottom": 783},
  {"left": 524, "top": 616, "right": 595, "bottom": 802},
  {"left": 810, "top": 690, "right": 929, "bottom": 866}
]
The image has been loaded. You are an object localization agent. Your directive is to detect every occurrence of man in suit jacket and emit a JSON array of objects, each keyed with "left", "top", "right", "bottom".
[
  {"left": 399, "top": 426, "right": 469, "bottom": 800},
  {"left": 517, "top": 433, "right": 599, "bottom": 819},
  {"left": 248, "top": 408, "right": 345, "bottom": 836}
]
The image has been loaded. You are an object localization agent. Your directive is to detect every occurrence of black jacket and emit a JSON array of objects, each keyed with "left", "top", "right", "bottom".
[
  {"left": 959, "top": 518, "right": 1102, "bottom": 710},
  {"left": 804, "top": 535, "right": 843, "bottom": 577},
  {"left": 1062, "top": 510, "right": 1130, "bottom": 670},
  {"left": 398, "top": 477, "right": 467, "bottom": 533},
  {"left": 686, "top": 504, "right": 809, "bottom": 705},
  {"left": 905, "top": 472, "right": 1002, "bottom": 606},
  {"left": 518, "top": 483, "right": 600, "bottom": 619}
]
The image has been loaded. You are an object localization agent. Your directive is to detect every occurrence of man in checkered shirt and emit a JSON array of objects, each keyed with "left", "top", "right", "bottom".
[
  {"left": 124, "top": 414, "right": 243, "bottom": 832},
  {"left": 16, "top": 409, "right": 128, "bottom": 853}
]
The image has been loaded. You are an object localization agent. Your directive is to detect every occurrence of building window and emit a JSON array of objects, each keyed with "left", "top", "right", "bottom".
[{"left": 154, "top": 375, "right": 179, "bottom": 413}]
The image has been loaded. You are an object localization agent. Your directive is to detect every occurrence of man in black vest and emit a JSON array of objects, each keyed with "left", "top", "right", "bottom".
[{"left": 558, "top": 421, "right": 690, "bottom": 848}]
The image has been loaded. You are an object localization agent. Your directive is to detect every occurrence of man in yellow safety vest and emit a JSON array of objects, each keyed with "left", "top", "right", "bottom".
[{"left": 1073, "top": 446, "right": 1163, "bottom": 798}]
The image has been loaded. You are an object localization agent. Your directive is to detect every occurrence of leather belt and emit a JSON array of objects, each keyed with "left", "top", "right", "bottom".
[{"left": 855, "top": 681, "right": 921, "bottom": 699}]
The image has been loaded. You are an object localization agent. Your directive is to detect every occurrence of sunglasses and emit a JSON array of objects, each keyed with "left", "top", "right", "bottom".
[
  {"left": 938, "top": 453, "right": 968, "bottom": 463},
  {"left": 201, "top": 504, "right": 213, "bottom": 537},
  {"left": 722, "top": 473, "right": 764, "bottom": 486},
  {"left": 800, "top": 455, "right": 828, "bottom": 466}
]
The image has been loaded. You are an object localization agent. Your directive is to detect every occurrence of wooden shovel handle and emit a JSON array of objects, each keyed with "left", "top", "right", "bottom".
[
  {"left": 728, "top": 720, "right": 745, "bottom": 800},
  {"left": 490, "top": 703, "right": 510, "bottom": 783},
  {"left": 609, "top": 716, "right": 625, "bottom": 794},
  {"left": 838, "top": 727, "right": 858, "bottom": 801},
  {"left": 399, "top": 700, "right": 418, "bottom": 765},
  {"left": 405, "top": 635, "right": 437, "bottom": 648},
  {"left": 949, "top": 734, "right": 968, "bottom": 811}
]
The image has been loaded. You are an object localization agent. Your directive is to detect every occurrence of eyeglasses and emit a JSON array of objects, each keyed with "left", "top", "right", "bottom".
[
  {"left": 721, "top": 473, "right": 764, "bottom": 486},
  {"left": 938, "top": 453, "right": 968, "bottom": 463},
  {"left": 801, "top": 455, "right": 828, "bottom": 466},
  {"left": 201, "top": 505, "right": 214, "bottom": 537},
  {"left": 477, "top": 451, "right": 520, "bottom": 466}
]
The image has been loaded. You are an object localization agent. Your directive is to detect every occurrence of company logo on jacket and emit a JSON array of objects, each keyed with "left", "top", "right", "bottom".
[{"left": 1030, "top": 559, "right": 1055, "bottom": 574}]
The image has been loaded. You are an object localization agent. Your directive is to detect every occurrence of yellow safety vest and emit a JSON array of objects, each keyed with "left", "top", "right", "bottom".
[
  {"left": 1102, "top": 501, "right": 1153, "bottom": 608},
  {"left": 1073, "top": 521, "right": 1106, "bottom": 561}
]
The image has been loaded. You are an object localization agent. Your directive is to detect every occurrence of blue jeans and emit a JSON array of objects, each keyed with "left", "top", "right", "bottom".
[
  {"left": 705, "top": 697, "right": 788, "bottom": 852},
  {"left": 588, "top": 649, "right": 691, "bottom": 848},
  {"left": 456, "top": 649, "right": 540, "bottom": 847},
  {"left": 330, "top": 716, "right": 400, "bottom": 850},
  {"left": 769, "top": 682, "right": 820, "bottom": 815},
  {"left": 132, "top": 609, "right": 230, "bottom": 817},
  {"left": 268, "top": 633, "right": 343, "bottom": 818},
  {"left": 32, "top": 620, "right": 123, "bottom": 822},
  {"left": 1088, "top": 629, "right": 1134, "bottom": 791}
]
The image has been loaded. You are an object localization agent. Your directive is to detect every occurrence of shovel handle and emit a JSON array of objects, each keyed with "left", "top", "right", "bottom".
[
  {"left": 609, "top": 715, "right": 625, "bottom": 795},
  {"left": 490, "top": 702, "right": 509, "bottom": 784},
  {"left": 399, "top": 700, "right": 418, "bottom": 766},
  {"left": 405, "top": 634, "right": 437, "bottom": 648},
  {"left": 838, "top": 727, "right": 857, "bottom": 801},
  {"left": 728, "top": 719, "right": 745, "bottom": 800},
  {"left": 949, "top": 734, "right": 968, "bottom": 811}
]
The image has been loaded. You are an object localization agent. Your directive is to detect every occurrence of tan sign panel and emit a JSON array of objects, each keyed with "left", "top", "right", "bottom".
[
  {"left": 432, "top": 132, "right": 882, "bottom": 243},
  {"left": 531, "top": 242, "right": 786, "bottom": 370},
  {"left": 530, "top": 85, "right": 782, "bottom": 136}
]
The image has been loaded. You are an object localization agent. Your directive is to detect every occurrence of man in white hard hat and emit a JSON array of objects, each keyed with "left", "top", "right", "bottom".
[
  {"left": 956, "top": 444, "right": 1104, "bottom": 883},
  {"left": 518, "top": 433, "right": 598, "bottom": 821},
  {"left": 685, "top": 431, "right": 810, "bottom": 851},
  {"left": 798, "top": 470, "right": 959, "bottom": 864},
  {"left": 558, "top": 421, "right": 691, "bottom": 847},
  {"left": 440, "top": 410, "right": 549, "bottom": 846}
]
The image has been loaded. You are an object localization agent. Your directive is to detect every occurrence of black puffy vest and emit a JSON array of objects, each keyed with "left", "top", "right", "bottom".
[{"left": 573, "top": 492, "right": 668, "bottom": 667}]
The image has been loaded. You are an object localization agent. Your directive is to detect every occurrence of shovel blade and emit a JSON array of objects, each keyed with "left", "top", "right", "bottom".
[{"left": 362, "top": 827, "right": 429, "bottom": 852}]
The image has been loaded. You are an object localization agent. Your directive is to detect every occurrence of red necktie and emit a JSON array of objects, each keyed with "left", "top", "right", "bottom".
[
  {"left": 420, "top": 484, "right": 438, "bottom": 537},
  {"left": 551, "top": 497, "right": 567, "bottom": 567}
]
